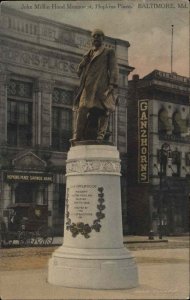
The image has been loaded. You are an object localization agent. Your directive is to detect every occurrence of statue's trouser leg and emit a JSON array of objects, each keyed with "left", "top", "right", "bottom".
[
  {"left": 74, "top": 107, "right": 89, "bottom": 140},
  {"left": 97, "top": 112, "right": 109, "bottom": 140}
]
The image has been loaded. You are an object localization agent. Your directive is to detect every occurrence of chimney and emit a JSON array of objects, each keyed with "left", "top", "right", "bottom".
[{"left": 133, "top": 74, "right": 140, "bottom": 81}]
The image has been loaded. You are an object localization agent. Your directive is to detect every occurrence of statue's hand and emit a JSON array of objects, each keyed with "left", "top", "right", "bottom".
[
  {"left": 108, "top": 84, "right": 114, "bottom": 91},
  {"left": 104, "top": 85, "right": 114, "bottom": 98}
]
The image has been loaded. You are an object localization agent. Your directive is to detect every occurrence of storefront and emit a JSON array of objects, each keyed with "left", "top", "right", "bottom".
[{"left": 127, "top": 71, "right": 190, "bottom": 235}]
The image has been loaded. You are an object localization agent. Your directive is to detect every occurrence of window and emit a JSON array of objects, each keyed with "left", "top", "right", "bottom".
[
  {"left": 172, "top": 149, "right": 181, "bottom": 177},
  {"left": 158, "top": 109, "right": 171, "bottom": 135},
  {"left": 25, "top": 24, "right": 28, "bottom": 33},
  {"left": 52, "top": 107, "right": 72, "bottom": 151},
  {"left": 52, "top": 88, "right": 73, "bottom": 106},
  {"left": 52, "top": 88, "right": 73, "bottom": 151},
  {"left": 7, "top": 80, "right": 33, "bottom": 147},
  {"left": 173, "top": 111, "right": 188, "bottom": 137},
  {"left": 7, "top": 100, "right": 32, "bottom": 146},
  {"left": 185, "top": 153, "right": 190, "bottom": 166}
]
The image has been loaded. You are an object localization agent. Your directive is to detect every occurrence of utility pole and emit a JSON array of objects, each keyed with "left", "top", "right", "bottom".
[{"left": 171, "top": 25, "right": 174, "bottom": 73}]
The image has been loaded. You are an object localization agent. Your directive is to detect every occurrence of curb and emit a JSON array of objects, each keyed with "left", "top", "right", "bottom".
[{"left": 124, "top": 239, "right": 168, "bottom": 244}]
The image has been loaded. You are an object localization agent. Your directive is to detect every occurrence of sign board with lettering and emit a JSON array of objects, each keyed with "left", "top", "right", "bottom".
[
  {"left": 138, "top": 100, "right": 149, "bottom": 183},
  {"left": 4, "top": 172, "right": 53, "bottom": 183},
  {"left": 0, "top": 43, "right": 78, "bottom": 77}
]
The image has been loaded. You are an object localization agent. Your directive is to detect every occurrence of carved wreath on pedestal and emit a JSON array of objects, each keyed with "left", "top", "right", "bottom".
[{"left": 65, "top": 187, "right": 105, "bottom": 238}]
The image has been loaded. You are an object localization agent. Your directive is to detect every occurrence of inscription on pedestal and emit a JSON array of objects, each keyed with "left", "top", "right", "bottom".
[
  {"left": 70, "top": 184, "right": 96, "bottom": 220},
  {"left": 65, "top": 186, "right": 105, "bottom": 238}
]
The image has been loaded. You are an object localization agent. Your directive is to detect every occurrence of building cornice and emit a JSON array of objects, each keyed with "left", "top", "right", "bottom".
[
  {"left": 142, "top": 69, "right": 190, "bottom": 87},
  {"left": 1, "top": 5, "right": 130, "bottom": 49}
]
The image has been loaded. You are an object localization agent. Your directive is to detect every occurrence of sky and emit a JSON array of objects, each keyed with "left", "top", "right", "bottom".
[{"left": 2, "top": 0, "right": 189, "bottom": 79}]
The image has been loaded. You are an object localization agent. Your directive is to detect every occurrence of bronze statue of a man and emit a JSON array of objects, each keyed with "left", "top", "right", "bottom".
[{"left": 72, "top": 29, "right": 119, "bottom": 141}]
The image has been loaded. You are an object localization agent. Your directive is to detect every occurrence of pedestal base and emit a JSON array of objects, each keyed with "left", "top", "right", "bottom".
[
  {"left": 48, "top": 246, "right": 138, "bottom": 289},
  {"left": 48, "top": 145, "right": 138, "bottom": 289}
]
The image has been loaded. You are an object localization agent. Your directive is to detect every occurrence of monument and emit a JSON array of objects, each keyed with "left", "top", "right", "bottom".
[{"left": 48, "top": 29, "right": 138, "bottom": 289}]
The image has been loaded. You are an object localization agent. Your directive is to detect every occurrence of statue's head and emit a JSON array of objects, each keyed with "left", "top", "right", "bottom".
[{"left": 91, "top": 29, "right": 105, "bottom": 49}]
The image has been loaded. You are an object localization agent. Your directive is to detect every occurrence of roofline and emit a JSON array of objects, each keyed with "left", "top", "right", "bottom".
[
  {"left": 129, "top": 69, "right": 190, "bottom": 85},
  {"left": 1, "top": 5, "right": 130, "bottom": 47},
  {"left": 142, "top": 69, "right": 189, "bottom": 82}
]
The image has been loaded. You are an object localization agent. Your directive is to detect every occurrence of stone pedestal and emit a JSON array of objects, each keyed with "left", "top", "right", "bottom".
[{"left": 48, "top": 144, "right": 138, "bottom": 289}]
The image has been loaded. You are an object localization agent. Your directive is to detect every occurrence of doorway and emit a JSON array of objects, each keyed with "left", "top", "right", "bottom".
[{"left": 15, "top": 183, "right": 37, "bottom": 203}]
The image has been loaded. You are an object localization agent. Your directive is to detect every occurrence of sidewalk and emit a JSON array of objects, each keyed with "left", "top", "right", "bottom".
[
  {"left": 52, "top": 235, "right": 189, "bottom": 248},
  {"left": 1, "top": 248, "right": 189, "bottom": 299}
]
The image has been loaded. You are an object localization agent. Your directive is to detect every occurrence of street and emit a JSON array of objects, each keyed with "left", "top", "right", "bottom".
[{"left": 0, "top": 237, "right": 189, "bottom": 299}]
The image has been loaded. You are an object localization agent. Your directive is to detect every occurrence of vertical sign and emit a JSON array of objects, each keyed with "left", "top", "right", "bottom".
[{"left": 138, "top": 100, "right": 149, "bottom": 183}]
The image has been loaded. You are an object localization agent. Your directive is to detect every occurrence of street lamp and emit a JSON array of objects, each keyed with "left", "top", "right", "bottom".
[{"left": 154, "top": 143, "right": 172, "bottom": 239}]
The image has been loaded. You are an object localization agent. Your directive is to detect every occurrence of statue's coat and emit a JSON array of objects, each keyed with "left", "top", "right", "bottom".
[{"left": 74, "top": 46, "right": 118, "bottom": 111}]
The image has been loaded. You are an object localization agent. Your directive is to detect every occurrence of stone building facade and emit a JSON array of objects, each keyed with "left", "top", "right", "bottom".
[
  {"left": 0, "top": 6, "right": 133, "bottom": 234},
  {"left": 127, "top": 70, "right": 190, "bottom": 235}
]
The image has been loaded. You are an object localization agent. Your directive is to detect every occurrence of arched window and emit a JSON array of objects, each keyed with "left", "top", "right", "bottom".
[
  {"left": 172, "top": 111, "right": 187, "bottom": 136},
  {"left": 158, "top": 109, "right": 171, "bottom": 135}
]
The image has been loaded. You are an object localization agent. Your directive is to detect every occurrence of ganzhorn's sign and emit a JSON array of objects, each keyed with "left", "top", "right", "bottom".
[
  {"left": 4, "top": 172, "right": 53, "bottom": 183},
  {"left": 138, "top": 100, "right": 149, "bottom": 183}
]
